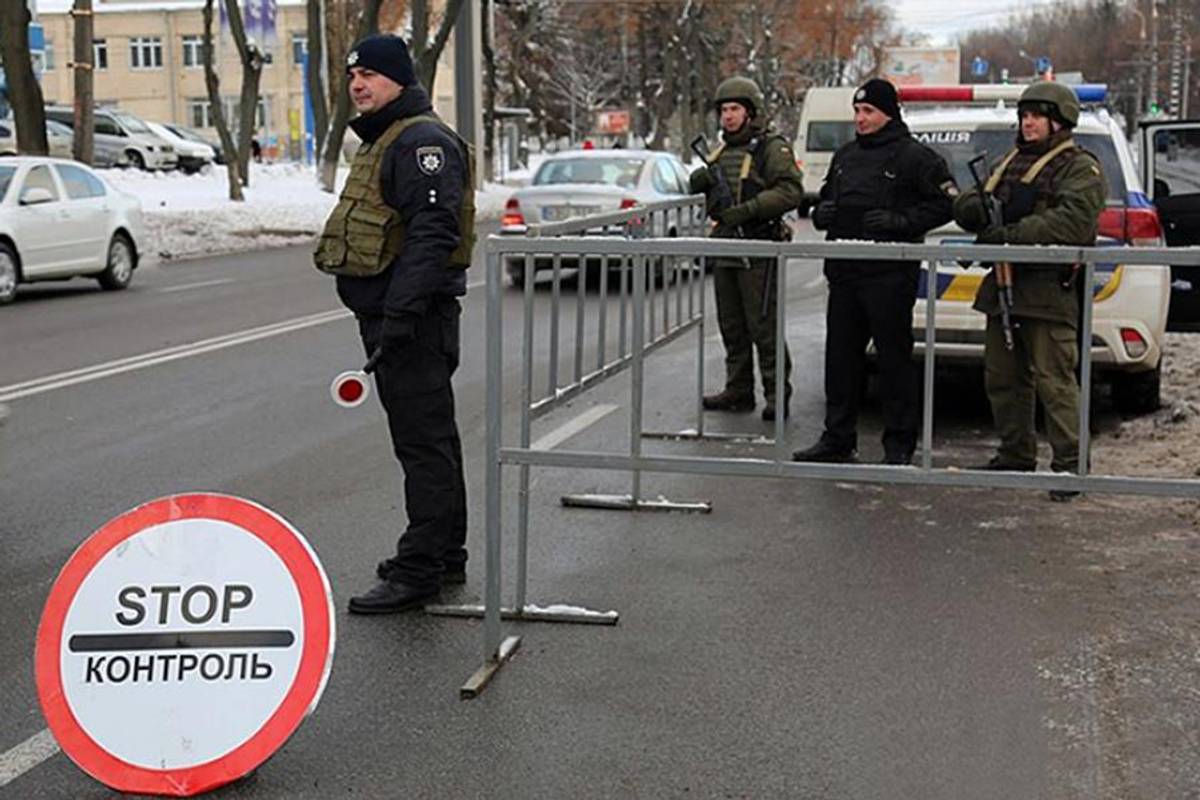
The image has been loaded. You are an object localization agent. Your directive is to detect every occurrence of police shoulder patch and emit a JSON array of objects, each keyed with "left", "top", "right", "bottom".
[{"left": 416, "top": 145, "right": 445, "bottom": 176}]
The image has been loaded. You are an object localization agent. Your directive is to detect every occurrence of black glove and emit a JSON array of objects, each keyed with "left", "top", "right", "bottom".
[
  {"left": 688, "top": 166, "right": 714, "bottom": 194},
  {"left": 718, "top": 201, "right": 755, "bottom": 229},
  {"left": 975, "top": 225, "right": 1008, "bottom": 245},
  {"left": 953, "top": 192, "right": 989, "bottom": 233},
  {"left": 812, "top": 200, "right": 837, "bottom": 230},
  {"left": 863, "top": 209, "right": 909, "bottom": 237},
  {"left": 381, "top": 314, "right": 418, "bottom": 353}
]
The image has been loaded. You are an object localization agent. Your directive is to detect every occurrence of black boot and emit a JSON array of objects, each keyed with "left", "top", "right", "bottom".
[
  {"left": 348, "top": 580, "right": 438, "bottom": 614},
  {"left": 702, "top": 389, "right": 755, "bottom": 412},
  {"left": 791, "top": 439, "right": 857, "bottom": 463}
]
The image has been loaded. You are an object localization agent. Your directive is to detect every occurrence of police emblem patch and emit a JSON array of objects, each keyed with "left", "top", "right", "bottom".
[
  {"left": 347, "top": 50, "right": 359, "bottom": 66},
  {"left": 854, "top": 88, "right": 866, "bottom": 102},
  {"left": 417, "top": 146, "right": 445, "bottom": 175}
]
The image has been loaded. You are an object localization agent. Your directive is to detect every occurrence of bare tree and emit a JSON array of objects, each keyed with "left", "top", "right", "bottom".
[
  {"left": 223, "top": 0, "right": 265, "bottom": 187},
  {"left": 0, "top": 0, "right": 48, "bottom": 154},
  {"left": 318, "top": 0, "right": 382, "bottom": 192},
  {"left": 203, "top": 0, "right": 244, "bottom": 200},
  {"left": 71, "top": 0, "right": 95, "bottom": 164},
  {"left": 409, "top": 0, "right": 469, "bottom": 89},
  {"left": 305, "top": 0, "right": 329, "bottom": 161},
  {"left": 541, "top": 46, "right": 622, "bottom": 144}
]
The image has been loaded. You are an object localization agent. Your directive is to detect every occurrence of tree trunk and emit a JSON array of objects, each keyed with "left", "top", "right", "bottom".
[
  {"left": 414, "top": 0, "right": 467, "bottom": 91},
  {"left": 305, "top": 0, "right": 329, "bottom": 160},
  {"left": 481, "top": 0, "right": 497, "bottom": 180},
  {"left": 203, "top": 0, "right": 243, "bottom": 201},
  {"left": 317, "top": 0, "right": 382, "bottom": 193},
  {"left": 0, "top": 1, "right": 49, "bottom": 154},
  {"left": 222, "top": 0, "right": 264, "bottom": 187},
  {"left": 71, "top": 0, "right": 95, "bottom": 164}
]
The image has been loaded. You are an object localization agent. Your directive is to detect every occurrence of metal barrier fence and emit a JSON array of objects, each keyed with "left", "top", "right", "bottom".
[{"left": 444, "top": 203, "right": 1200, "bottom": 697}]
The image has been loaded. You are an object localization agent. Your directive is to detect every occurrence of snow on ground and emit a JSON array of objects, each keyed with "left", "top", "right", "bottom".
[{"left": 98, "top": 162, "right": 510, "bottom": 262}]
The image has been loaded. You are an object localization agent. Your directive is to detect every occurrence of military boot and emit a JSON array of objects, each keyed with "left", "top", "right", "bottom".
[{"left": 702, "top": 389, "right": 755, "bottom": 412}]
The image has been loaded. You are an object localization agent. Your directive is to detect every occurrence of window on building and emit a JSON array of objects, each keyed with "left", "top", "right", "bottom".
[
  {"left": 291, "top": 34, "right": 306, "bottom": 67},
  {"left": 130, "top": 37, "right": 164, "bottom": 70},
  {"left": 43, "top": 41, "right": 55, "bottom": 71},
  {"left": 187, "top": 99, "right": 213, "bottom": 130},
  {"left": 181, "top": 35, "right": 203, "bottom": 68},
  {"left": 93, "top": 39, "right": 108, "bottom": 70}
]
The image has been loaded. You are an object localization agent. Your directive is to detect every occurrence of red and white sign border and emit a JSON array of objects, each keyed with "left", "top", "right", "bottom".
[{"left": 35, "top": 493, "right": 335, "bottom": 797}]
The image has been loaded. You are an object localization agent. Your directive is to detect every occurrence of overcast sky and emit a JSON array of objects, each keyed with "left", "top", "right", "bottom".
[{"left": 893, "top": 0, "right": 1057, "bottom": 45}]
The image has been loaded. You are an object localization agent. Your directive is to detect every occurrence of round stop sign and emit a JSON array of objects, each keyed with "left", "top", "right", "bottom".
[{"left": 34, "top": 493, "right": 335, "bottom": 796}]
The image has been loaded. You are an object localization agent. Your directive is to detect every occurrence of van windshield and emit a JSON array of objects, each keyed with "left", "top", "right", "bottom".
[
  {"left": 806, "top": 121, "right": 855, "bottom": 153},
  {"left": 113, "top": 113, "right": 152, "bottom": 134},
  {"left": 911, "top": 128, "right": 1126, "bottom": 202}
]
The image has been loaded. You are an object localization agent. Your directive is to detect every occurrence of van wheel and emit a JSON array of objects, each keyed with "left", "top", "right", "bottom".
[
  {"left": 127, "top": 150, "right": 147, "bottom": 170},
  {"left": 98, "top": 234, "right": 135, "bottom": 291},
  {"left": 1112, "top": 363, "right": 1161, "bottom": 415},
  {"left": 0, "top": 242, "right": 19, "bottom": 304}
]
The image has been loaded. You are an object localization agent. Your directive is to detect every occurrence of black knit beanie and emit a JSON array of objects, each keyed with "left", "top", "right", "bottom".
[
  {"left": 346, "top": 34, "right": 416, "bottom": 87},
  {"left": 852, "top": 78, "right": 901, "bottom": 120}
]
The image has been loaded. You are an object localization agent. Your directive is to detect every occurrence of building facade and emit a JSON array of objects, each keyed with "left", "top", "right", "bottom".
[{"left": 35, "top": 0, "right": 459, "bottom": 160}]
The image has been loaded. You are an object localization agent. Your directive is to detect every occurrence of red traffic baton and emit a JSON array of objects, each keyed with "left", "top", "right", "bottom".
[{"left": 330, "top": 347, "right": 381, "bottom": 409}]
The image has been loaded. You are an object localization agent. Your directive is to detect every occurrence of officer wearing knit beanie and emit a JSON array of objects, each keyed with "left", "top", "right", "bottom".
[
  {"left": 792, "top": 76, "right": 956, "bottom": 467},
  {"left": 852, "top": 78, "right": 901, "bottom": 120},
  {"left": 346, "top": 33, "right": 417, "bottom": 87}
]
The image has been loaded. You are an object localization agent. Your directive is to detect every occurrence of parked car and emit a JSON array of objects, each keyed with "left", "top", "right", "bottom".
[
  {"left": 1137, "top": 119, "right": 1200, "bottom": 331},
  {"left": 147, "top": 121, "right": 214, "bottom": 173},
  {"left": 0, "top": 156, "right": 144, "bottom": 304},
  {"left": 162, "top": 123, "right": 226, "bottom": 165},
  {"left": 0, "top": 119, "right": 75, "bottom": 159},
  {"left": 45, "top": 106, "right": 177, "bottom": 171},
  {"left": 500, "top": 148, "right": 694, "bottom": 284},
  {"left": 899, "top": 84, "right": 1170, "bottom": 413}
]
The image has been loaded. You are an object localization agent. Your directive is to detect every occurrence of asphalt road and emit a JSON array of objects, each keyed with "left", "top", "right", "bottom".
[{"left": 0, "top": 221, "right": 1187, "bottom": 798}]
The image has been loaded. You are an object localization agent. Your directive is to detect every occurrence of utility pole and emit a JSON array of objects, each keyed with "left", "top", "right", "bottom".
[
  {"left": 1149, "top": 0, "right": 1161, "bottom": 113},
  {"left": 1167, "top": 2, "right": 1184, "bottom": 117},
  {"left": 70, "top": 0, "right": 94, "bottom": 164}
]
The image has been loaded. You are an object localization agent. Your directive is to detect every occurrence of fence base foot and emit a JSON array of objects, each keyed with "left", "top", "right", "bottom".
[
  {"left": 460, "top": 635, "right": 521, "bottom": 700},
  {"left": 427, "top": 603, "right": 620, "bottom": 625},
  {"left": 642, "top": 428, "right": 773, "bottom": 445},
  {"left": 560, "top": 493, "right": 712, "bottom": 513}
]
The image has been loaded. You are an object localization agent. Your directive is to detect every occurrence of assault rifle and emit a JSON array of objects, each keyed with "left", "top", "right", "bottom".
[{"left": 968, "top": 154, "right": 1016, "bottom": 351}]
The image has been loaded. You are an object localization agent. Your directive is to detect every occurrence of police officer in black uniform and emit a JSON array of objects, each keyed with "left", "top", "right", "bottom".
[
  {"left": 314, "top": 34, "right": 474, "bottom": 613},
  {"left": 792, "top": 79, "right": 955, "bottom": 465}
]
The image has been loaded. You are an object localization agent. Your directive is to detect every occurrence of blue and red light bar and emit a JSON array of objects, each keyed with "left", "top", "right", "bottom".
[{"left": 898, "top": 84, "right": 1107, "bottom": 104}]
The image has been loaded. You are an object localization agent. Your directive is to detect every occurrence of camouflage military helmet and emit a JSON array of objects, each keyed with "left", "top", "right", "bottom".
[
  {"left": 1018, "top": 81, "right": 1080, "bottom": 128},
  {"left": 714, "top": 76, "right": 765, "bottom": 118}
]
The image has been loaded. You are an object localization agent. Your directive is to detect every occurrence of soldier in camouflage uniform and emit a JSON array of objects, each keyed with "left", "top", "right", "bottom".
[
  {"left": 690, "top": 76, "right": 805, "bottom": 422},
  {"left": 953, "top": 81, "right": 1107, "bottom": 500}
]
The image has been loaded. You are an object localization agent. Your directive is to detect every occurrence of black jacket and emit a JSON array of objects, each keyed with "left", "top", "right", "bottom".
[
  {"left": 818, "top": 119, "right": 954, "bottom": 283},
  {"left": 335, "top": 85, "right": 468, "bottom": 318}
]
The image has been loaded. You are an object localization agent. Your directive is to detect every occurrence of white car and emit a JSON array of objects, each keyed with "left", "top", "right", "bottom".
[
  {"left": 500, "top": 148, "right": 694, "bottom": 284},
  {"left": 899, "top": 84, "right": 1170, "bottom": 413},
  {"left": 147, "top": 121, "right": 215, "bottom": 174},
  {"left": 0, "top": 157, "right": 144, "bottom": 304},
  {"left": 0, "top": 119, "right": 75, "bottom": 159}
]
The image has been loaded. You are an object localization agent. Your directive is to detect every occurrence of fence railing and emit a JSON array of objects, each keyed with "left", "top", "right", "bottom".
[{"left": 444, "top": 202, "right": 1200, "bottom": 697}]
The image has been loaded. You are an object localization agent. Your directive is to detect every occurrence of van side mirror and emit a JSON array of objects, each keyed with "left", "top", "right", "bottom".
[{"left": 20, "top": 187, "right": 55, "bottom": 205}]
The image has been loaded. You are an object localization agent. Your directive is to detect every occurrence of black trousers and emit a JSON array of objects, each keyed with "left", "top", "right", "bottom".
[
  {"left": 822, "top": 270, "right": 918, "bottom": 458},
  {"left": 358, "top": 297, "right": 467, "bottom": 591}
]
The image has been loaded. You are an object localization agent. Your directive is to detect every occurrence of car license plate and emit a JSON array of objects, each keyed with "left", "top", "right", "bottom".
[{"left": 542, "top": 205, "right": 600, "bottom": 222}]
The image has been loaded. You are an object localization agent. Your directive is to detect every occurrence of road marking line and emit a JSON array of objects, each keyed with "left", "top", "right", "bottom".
[
  {"left": 157, "top": 278, "right": 236, "bottom": 293},
  {"left": 0, "top": 308, "right": 352, "bottom": 403},
  {"left": 0, "top": 729, "right": 59, "bottom": 788},
  {"left": 531, "top": 404, "right": 618, "bottom": 451}
]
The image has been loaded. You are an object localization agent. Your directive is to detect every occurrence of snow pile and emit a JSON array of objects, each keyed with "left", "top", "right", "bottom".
[{"left": 98, "top": 162, "right": 510, "bottom": 262}]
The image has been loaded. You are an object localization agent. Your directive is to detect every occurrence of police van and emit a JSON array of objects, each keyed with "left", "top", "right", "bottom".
[
  {"left": 793, "top": 87, "right": 856, "bottom": 215},
  {"left": 901, "top": 83, "right": 1179, "bottom": 413}
]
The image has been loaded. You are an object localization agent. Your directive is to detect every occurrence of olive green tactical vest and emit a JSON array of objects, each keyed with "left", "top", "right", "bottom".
[{"left": 314, "top": 114, "right": 476, "bottom": 277}]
